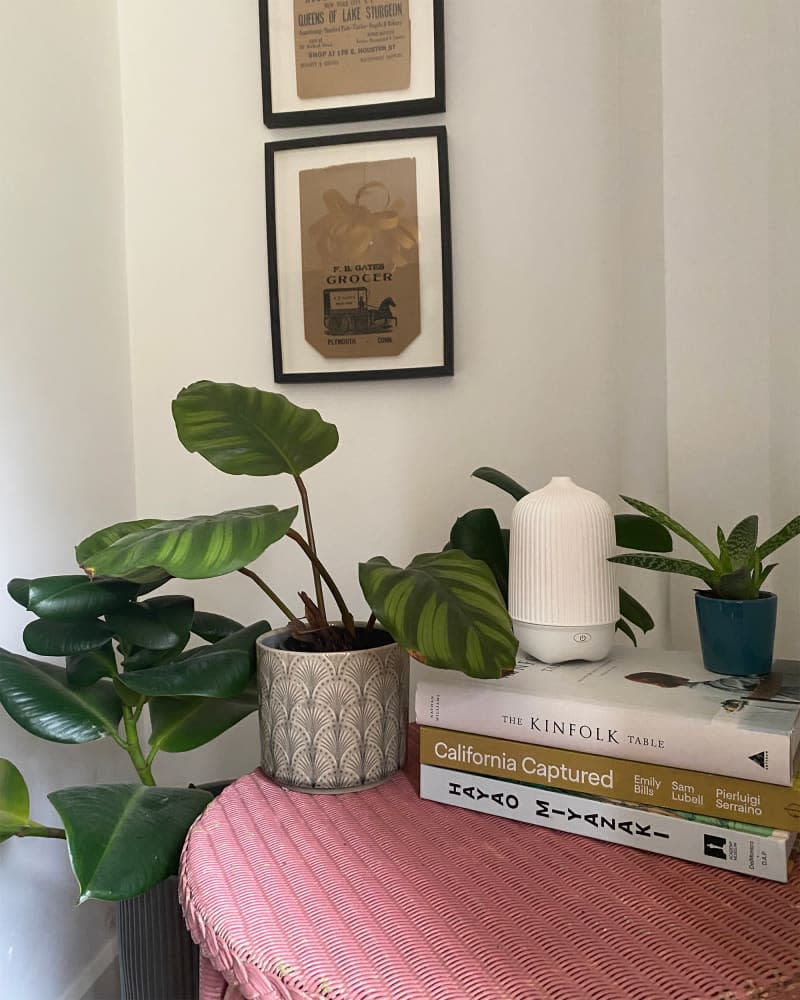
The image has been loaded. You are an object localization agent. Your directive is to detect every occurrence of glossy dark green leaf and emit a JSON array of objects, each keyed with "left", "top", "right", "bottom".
[
  {"left": 149, "top": 685, "right": 258, "bottom": 753},
  {"left": 121, "top": 621, "right": 270, "bottom": 698},
  {"left": 618, "top": 587, "right": 654, "bottom": 633},
  {"left": 80, "top": 506, "right": 298, "bottom": 581},
  {"left": 22, "top": 619, "right": 111, "bottom": 657},
  {"left": 614, "top": 514, "right": 673, "bottom": 553},
  {"left": 106, "top": 596, "right": 194, "bottom": 652},
  {"left": 191, "top": 611, "right": 245, "bottom": 643},
  {"left": 471, "top": 466, "right": 530, "bottom": 501},
  {"left": 615, "top": 618, "right": 637, "bottom": 646},
  {"left": 75, "top": 520, "right": 169, "bottom": 585},
  {"left": 172, "top": 381, "right": 339, "bottom": 477},
  {"left": 758, "top": 515, "right": 800, "bottom": 560},
  {"left": 359, "top": 551, "right": 518, "bottom": 679},
  {"left": 449, "top": 508, "right": 509, "bottom": 603},
  {"left": 7, "top": 576, "right": 138, "bottom": 620},
  {"left": 119, "top": 645, "right": 177, "bottom": 672},
  {"left": 49, "top": 785, "right": 212, "bottom": 902},
  {"left": 66, "top": 644, "right": 117, "bottom": 687},
  {"left": 0, "top": 759, "right": 30, "bottom": 840},
  {"left": 0, "top": 649, "right": 122, "bottom": 743},
  {"left": 609, "top": 553, "right": 716, "bottom": 587},
  {"left": 727, "top": 515, "right": 758, "bottom": 570}
]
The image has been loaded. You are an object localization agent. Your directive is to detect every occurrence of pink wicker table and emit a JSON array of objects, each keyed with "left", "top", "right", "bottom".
[{"left": 180, "top": 728, "right": 800, "bottom": 1000}]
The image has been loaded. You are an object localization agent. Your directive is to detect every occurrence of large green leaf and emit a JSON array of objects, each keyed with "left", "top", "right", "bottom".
[
  {"left": 121, "top": 621, "right": 270, "bottom": 698},
  {"left": 172, "top": 381, "right": 339, "bottom": 477},
  {"left": 359, "top": 551, "right": 518, "bottom": 679},
  {"left": 75, "top": 520, "right": 169, "bottom": 586},
  {"left": 0, "top": 759, "right": 30, "bottom": 840},
  {"left": 66, "top": 645, "right": 117, "bottom": 687},
  {"left": 758, "top": 515, "right": 800, "bottom": 560},
  {"left": 106, "top": 596, "right": 195, "bottom": 652},
  {"left": 614, "top": 514, "right": 673, "bottom": 553},
  {"left": 449, "top": 509, "right": 509, "bottom": 603},
  {"left": 609, "top": 553, "right": 716, "bottom": 586},
  {"left": 191, "top": 611, "right": 245, "bottom": 643},
  {"left": 618, "top": 587, "right": 654, "bottom": 633},
  {"left": 49, "top": 785, "right": 212, "bottom": 902},
  {"left": 727, "top": 516, "right": 758, "bottom": 570},
  {"left": 0, "top": 649, "right": 122, "bottom": 742},
  {"left": 149, "top": 685, "right": 259, "bottom": 753},
  {"left": 7, "top": 576, "right": 138, "bottom": 620},
  {"left": 22, "top": 619, "right": 111, "bottom": 657},
  {"left": 80, "top": 506, "right": 298, "bottom": 581},
  {"left": 471, "top": 466, "right": 530, "bottom": 501}
]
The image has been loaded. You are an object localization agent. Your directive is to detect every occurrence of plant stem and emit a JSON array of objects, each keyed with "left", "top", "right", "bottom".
[
  {"left": 294, "top": 475, "right": 327, "bottom": 621},
  {"left": 287, "top": 529, "right": 355, "bottom": 634},
  {"left": 122, "top": 706, "right": 156, "bottom": 786},
  {"left": 237, "top": 567, "right": 295, "bottom": 621},
  {"left": 15, "top": 824, "right": 66, "bottom": 840}
]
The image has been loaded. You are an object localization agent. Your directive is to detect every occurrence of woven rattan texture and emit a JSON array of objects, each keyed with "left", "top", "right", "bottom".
[{"left": 181, "top": 728, "right": 800, "bottom": 1000}]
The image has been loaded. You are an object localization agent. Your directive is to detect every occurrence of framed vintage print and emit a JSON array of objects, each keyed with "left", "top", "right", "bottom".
[
  {"left": 259, "top": 0, "right": 445, "bottom": 128},
  {"left": 265, "top": 126, "right": 452, "bottom": 383}
]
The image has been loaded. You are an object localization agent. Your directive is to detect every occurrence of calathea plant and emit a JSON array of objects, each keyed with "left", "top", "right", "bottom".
[
  {"left": 609, "top": 496, "right": 800, "bottom": 599},
  {"left": 0, "top": 383, "right": 523, "bottom": 896},
  {"left": 446, "top": 468, "right": 672, "bottom": 645},
  {"left": 0, "top": 572, "right": 268, "bottom": 901},
  {"left": 75, "top": 381, "right": 520, "bottom": 677}
]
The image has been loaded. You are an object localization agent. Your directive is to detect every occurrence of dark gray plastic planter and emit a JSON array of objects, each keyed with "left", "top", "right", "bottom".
[{"left": 117, "top": 876, "right": 199, "bottom": 1000}]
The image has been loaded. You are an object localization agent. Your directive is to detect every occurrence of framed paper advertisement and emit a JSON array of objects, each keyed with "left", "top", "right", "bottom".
[
  {"left": 259, "top": 0, "right": 445, "bottom": 128},
  {"left": 265, "top": 126, "right": 452, "bottom": 383}
]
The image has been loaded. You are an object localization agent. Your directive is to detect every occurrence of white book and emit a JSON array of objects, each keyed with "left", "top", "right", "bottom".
[
  {"left": 420, "top": 764, "right": 797, "bottom": 883},
  {"left": 414, "top": 646, "right": 800, "bottom": 785}
]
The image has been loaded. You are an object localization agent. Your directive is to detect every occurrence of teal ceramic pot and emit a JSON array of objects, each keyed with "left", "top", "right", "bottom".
[{"left": 695, "top": 591, "right": 777, "bottom": 676}]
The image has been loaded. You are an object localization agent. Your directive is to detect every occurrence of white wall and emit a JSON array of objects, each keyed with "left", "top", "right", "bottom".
[
  {"left": 0, "top": 3, "right": 135, "bottom": 997},
  {"left": 117, "top": 0, "right": 623, "bottom": 786},
  {"left": 660, "top": 1, "right": 800, "bottom": 652}
]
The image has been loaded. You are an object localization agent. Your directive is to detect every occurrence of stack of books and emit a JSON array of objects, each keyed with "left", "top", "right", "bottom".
[{"left": 414, "top": 645, "right": 800, "bottom": 882}]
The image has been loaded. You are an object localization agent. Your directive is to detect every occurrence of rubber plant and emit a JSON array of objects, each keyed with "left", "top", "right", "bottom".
[
  {"left": 448, "top": 468, "right": 673, "bottom": 645},
  {"left": 608, "top": 496, "right": 800, "bottom": 599},
  {"left": 74, "top": 381, "right": 520, "bottom": 681},
  {"left": 0, "top": 569, "right": 269, "bottom": 901}
]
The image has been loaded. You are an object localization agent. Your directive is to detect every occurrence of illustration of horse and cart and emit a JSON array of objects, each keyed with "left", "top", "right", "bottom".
[{"left": 323, "top": 288, "right": 397, "bottom": 336}]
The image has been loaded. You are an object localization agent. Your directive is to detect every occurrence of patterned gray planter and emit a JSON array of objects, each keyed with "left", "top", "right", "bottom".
[{"left": 256, "top": 626, "right": 409, "bottom": 791}]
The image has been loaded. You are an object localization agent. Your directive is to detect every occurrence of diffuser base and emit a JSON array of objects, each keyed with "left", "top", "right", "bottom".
[{"left": 513, "top": 621, "right": 616, "bottom": 665}]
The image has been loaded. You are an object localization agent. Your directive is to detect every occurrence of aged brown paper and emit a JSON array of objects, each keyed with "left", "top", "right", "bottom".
[
  {"left": 293, "top": 0, "right": 411, "bottom": 99},
  {"left": 299, "top": 156, "right": 420, "bottom": 359}
]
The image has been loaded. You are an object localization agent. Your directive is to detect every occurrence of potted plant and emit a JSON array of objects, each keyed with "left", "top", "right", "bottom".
[
  {"left": 446, "top": 467, "right": 672, "bottom": 645},
  {"left": 73, "top": 381, "right": 521, "bottom": 794},
  {"left": 609, "top": 496, "right": 800, "bottom": 675},
  {"left": 0, "top": 571, "right": 270, "bottom": 998}
]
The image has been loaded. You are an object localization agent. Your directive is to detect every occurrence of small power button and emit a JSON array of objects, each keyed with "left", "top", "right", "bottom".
[{"left": 573, "top": 632, "right": 591, "bottom": 643}]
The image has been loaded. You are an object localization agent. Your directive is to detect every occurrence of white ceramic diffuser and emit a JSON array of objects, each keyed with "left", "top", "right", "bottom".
[{"left": 509, "top": 476, "right": 618, "bottom": 664}]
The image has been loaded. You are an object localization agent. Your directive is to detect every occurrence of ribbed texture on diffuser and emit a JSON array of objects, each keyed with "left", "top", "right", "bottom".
[
  {"left": 118, "top": 876, "right": 199, "bottom": 1000},
  {"left": 509, "top": 477, "right": 618, "bottom": 626}
]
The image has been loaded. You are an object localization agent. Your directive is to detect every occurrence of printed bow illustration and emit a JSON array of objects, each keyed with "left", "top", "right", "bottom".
[{"left": 308, "top": 181, "right": 419, "bottom": 269}]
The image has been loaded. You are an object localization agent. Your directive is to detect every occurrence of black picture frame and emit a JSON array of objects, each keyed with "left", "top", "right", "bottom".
[
  {"left": 259, "top": 0, "right": 445, "bottom": 129},
  {"left": 265, "top": 125, "right": 453, "bottom": 383}
]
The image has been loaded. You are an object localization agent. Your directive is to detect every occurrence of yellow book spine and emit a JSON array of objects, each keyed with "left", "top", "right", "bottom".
[{"left": 419, "top": 726, "right": 800, "bottom": 832}]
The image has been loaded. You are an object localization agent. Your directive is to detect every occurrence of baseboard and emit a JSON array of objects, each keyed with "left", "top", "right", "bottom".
[{"left": 59, "top": 935, "right": 119, "bottom": 1000}]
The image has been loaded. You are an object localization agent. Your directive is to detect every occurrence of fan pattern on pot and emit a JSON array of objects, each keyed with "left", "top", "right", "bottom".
[{"left": 257, "top": 645, "right": 409, "bottom": 789}]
